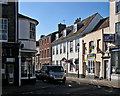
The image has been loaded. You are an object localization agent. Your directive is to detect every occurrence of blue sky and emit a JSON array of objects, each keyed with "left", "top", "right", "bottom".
[{"left": 19, "top": 2, "right": 109, "bottom": 41}]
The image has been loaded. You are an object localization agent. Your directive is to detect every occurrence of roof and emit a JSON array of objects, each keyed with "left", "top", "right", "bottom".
[
  {"left": 52, "top": 13, "right": 99, "bottom": 45},
  {"left": 92, "top": 17, "right": 109, "bottom": 32},
  {"left": 18, "top": 14, "right": 39, "bottom": 25}
]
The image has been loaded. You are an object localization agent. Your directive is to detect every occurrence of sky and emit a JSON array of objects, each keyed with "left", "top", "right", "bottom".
[{"left": 19, "top": 2, "right": 109, "bottom": 41}]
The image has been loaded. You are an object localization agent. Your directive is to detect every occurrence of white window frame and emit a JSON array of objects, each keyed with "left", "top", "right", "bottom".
[{"left": 0, "top": 18, "right": 8, "bottom": 42}]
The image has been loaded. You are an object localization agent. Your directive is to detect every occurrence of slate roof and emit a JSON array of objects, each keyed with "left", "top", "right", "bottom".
[
  {"left": 52, "top": 13, "right": 99, "bottom": 45},
  {"left": 18, "top": 14, "right": 39, "bottom": 25}
]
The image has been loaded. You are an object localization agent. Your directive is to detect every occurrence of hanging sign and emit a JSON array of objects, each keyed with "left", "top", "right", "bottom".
[{"left": 26, "top": 56, "right": 32, "bottom": 62}]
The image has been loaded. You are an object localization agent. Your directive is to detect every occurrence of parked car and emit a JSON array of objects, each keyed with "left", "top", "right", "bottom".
[
  {"left": 35, "top": 70, "right": 42, "bottom": 79},
  {"left": 41, "top": 65, "right": 66, "bottom": 83}
]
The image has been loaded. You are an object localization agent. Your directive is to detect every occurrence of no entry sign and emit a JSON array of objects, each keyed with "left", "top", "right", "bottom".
[{"left": 26, "top": 56, "right": 32, "bottom": 62}]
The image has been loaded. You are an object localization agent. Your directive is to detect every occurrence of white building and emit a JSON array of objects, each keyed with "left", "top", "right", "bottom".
[
  {"left": 52, "top": 13, "right": 103, "bottom": 77},
  {"left": 18, "top": 14, "right": 39, "bottom": 85}
]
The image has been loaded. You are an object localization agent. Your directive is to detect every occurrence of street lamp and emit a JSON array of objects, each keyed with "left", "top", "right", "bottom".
[{"left": 77, "top": 43, "right": 80, "bottom": 78}]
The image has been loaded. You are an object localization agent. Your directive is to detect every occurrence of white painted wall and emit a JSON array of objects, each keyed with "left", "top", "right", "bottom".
[{"left": 18, "top": 18, "right": 37, "bottom": 50}]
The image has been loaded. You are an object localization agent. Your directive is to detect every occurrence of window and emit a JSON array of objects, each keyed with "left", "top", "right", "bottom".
[
  {"left": 30, "top": 22, "right": 35, "bottom": 40},
  {"left": 0, "top": 18, "right": 8, "bottom": 41},
  {"left": 42, "top": 40, "right": 44, "bottom": 45},
  {"left": 40, "top": 51, "right": 41, "bottom": 58},
  {"left": 69, "top": 59, "right": 73, "bottom": 71},
  {"left": 116, "top": 1, "right": 120, "bottom": 13},
  {"left": 60, "top": 44, "right": 62, "bottom": 54},
  {"left": 89, "top": 41, "right": 94, "bottom": 53},
  {"left": 56, "top": 61, "right": 58, "bottom": 65},
  {"left": 47, "top": 37, "right": 49, "bottom": 44},
  {"left": 75, "top": 39, "right": 79, "bottom": 52},
  {"left": 63, "top": 43, "right": 66, "bottom": 53},
  {"left": 45, "top": 39, "right": 46, "bottom": 45},
  {"left": 104, "top": 42, "right": 108, "bottom": 51},
  {"left": 56, "top": 34, "right": 59, "bottom": 40},
  {"left": 42, "top": 50, "right": 44, "bottom": 58},
  {"left": 83, "top": 43, "right": 86, "bottom": 54},
  {"left": 47, "top": 49, "right": 49, "bottom": 57},
  {"left": 88, "top": 60, "right": 95, "bottom": 74},
  {"left": 0, "top": 0, "right": 8, "bottom": 4},
  {"left": 45, "top": 50, "right": 46, "bottom": 58},
  {"left": 53, "top": 48, "right": 55, "bottom": 55},
  {"left": 115, "top": 22, "right": 120, "bottom": 40},
  {"left": 56, "top": 45, "right": 58, "bottom": 55},
  {"left": 97, "top": 39, "right": 101, "bottom": 53},
  {"left": 70, "top": 41, "right": 73, "bottom": 52},
  {"left": 63, "top": 30, "right": 66, "bottom": 37},
  {"left": 73, "top": 24, "right": 77, "bottom": 33}
]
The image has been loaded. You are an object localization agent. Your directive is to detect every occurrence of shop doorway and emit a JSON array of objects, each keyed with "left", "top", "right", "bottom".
[{"left": 7, "top": 64, "right": 14, "bottom": 84}]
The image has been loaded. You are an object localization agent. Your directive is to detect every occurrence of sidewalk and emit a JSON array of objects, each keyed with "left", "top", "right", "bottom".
[{"left": 66, "top": 77, "right": 120, "bottom": 88}]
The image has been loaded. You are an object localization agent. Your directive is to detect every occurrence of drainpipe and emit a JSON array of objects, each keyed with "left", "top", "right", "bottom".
[
  {"left": 18, "top": 49, "right": 21, "bottom": 86},
  {"left": 102, "top": 29, "right": 104, "bottom": 79}
]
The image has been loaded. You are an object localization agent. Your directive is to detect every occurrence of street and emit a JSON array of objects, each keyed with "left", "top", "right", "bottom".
[{"left": 2, "top": 78, "right": 120, "bottom": 96}]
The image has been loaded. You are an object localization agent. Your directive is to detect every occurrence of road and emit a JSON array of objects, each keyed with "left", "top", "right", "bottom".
[{"left": 18, "top": 79, "right": 120, "bottom": 96}]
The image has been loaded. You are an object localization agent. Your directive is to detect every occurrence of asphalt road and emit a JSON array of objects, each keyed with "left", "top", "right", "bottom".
[{"left": 18, "top": 79, "right": 120, "bottom": 96}]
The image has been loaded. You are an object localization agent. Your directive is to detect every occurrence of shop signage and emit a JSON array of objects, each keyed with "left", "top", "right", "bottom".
[
  {"left": 26, "top": 56, "right": 32, "bottom": 62},
  {"left": 87, "top": 54, "right": 96, "bottom": 59},
  {"left": 6, "top": 58, "right": 15, "bottom": 62},
  {"left": 104, "top": 34, "right": 115, "bottom": 42}
]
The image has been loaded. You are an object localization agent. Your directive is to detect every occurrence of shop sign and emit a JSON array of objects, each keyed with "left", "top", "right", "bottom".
[
  {"left": 83, "top": 55, "right": 87, "bottom": 61},
  {"left": 26, "top": 56, "right": 32, "bottom": 62},
  {"left": 87, "top": 54, "right": 96, "bottom": 59},
  {"left": 6, "top": 58, "right": 15, "bottom": 62},
  {"left": 104, "top": 34, "right": 115, "bottom": 42}
]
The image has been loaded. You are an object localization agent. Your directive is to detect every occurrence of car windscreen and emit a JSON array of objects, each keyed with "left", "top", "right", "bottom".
[{"left": 48, "top": 66, "right": 64, "bottom": 72}]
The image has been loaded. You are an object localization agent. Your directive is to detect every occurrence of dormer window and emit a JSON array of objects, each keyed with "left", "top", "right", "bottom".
[
  {"left": 63, "top": 30, "right": 66, "bottom": 37},
  {"left": 73, "top": 24, "right": 77, "bottom": 33},
  {"left": 56, "top": 33, "right": 59, "bottom": 40}
]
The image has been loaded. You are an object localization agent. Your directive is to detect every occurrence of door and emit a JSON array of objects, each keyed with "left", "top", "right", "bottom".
[
  {"left": 96, "top": 62, "right": 101, "bottom": 78},
  {"left": 104, "top": 60, "right": 109, "bottom": 79},
  {"left": 7, "top": 64, "right": 14, "bottom": 84}
]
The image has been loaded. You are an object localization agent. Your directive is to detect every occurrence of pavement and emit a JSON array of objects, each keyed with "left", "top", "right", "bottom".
[{"left": 66, "top": 77, "right": 120, "bottom": 88}]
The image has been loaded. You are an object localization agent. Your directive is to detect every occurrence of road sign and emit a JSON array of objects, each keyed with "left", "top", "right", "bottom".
[{"left": 26, "top": 56, "right": 32, "bottom": 62}]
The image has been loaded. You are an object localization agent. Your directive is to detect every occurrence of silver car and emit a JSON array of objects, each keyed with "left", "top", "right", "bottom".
[{"left": 41, "top": 65, "right": 66, "bottom": 83}]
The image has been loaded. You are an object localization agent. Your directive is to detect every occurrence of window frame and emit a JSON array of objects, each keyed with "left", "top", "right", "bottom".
[
  {"left": 30, "top": 22, "right": 36, "bottom": 40},
  {"left": 70, "top": 41, "right": 73, "bottom": 53},
  {"left": 0, "top": 18, "right": 8, "bottom": 42},
  {"left": 89, "top": 41, "right": 94, "bottom": 53}
]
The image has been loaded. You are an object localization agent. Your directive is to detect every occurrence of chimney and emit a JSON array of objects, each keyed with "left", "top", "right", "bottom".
[
  {"left": 74, "top": 17, "right": 81, "bottom": 24},
  {"left": 58, "top": 23, "right": 66, "bottom": 32}
]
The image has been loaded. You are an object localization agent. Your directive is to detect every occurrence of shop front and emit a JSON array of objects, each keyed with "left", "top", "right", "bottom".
[
  {"left": 20, "top": 51, "right": 36, "bottom": 84},
  {"left": 2, "top": 43, "right": 19, "bottom": 86}
]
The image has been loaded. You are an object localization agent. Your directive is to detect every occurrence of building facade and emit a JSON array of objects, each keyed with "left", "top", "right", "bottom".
[
  {"left": 18, "top": 14, "right": 39, "bottom": 84},
  {"left": 1, "top": 1, "right": 19, "bottom": 86},
  {"left": 39, "top": 24, "right": 66, "bottom": 69},
  {"left": 52, "top": 13, "right": 103, "bottom": 77}
]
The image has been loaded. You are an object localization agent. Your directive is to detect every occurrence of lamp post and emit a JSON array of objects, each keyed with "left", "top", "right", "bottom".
[{"left": 77, "top": 43, "right": 80, "bottom": 78}]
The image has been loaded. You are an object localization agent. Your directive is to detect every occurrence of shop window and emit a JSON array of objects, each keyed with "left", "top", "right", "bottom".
[
  {"left": 70, "top": 41, "right": 73, "bottom": 52},
  {"left": 89, "top": 41, "right": 94, "bottom": 53},
  {"left": 0, "top": 18, "right": 8, "bottom": 41},
  {"left": 88, "top": 60, "right": 95, "bottom": 74},
  {"left": 30, "top": 22, "right": 35, "bottom": 40}
]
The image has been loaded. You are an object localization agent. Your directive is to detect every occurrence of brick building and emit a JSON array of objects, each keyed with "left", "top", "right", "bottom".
[{"left": 39, "top": 23, "right": 66, "bottom": 69}]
